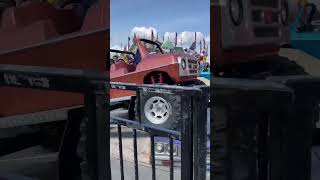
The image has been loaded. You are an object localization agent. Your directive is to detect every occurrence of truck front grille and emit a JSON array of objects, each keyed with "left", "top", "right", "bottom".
[
  {"left": 254, "top": 27, "right": 279, "bottom": 37},
  {"left": 187, "top": 59, "right": 198, "bottom": 74},
  {"left": 251, "top": 0, "right": 280, "bottom": 38}
]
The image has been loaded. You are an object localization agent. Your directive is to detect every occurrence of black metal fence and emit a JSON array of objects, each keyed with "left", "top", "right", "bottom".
[
  {"left": 212, "top": 76, "right": 320, "bottom": 180},
  {"left": 2, "top": 64, "right": 318, "bottom": 180},
  {"left": 0, "top": 64, "right": 110, "bottom": 180},
  {"left": 110, "top": 82, "right": 209, "bottom": 180},
  {"left": 0, "top": 64, "right": 209, "bottom": 180}
]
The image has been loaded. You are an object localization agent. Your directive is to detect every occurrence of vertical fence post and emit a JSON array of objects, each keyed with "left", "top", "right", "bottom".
[
  {"left": 180, "top": 95, "right": 193, "bottom": 180},
  {"left": 85, "top": 81, "right": 110, "bottom": 180},
  {"left": 58, "top": 107, "right": 84, "bottom": 180},
  {"left": 282, "top": 97, "right": 314, "bottom": 180},
  {"left": 193, "top": 88, "right": 209, "bottom": 180}
]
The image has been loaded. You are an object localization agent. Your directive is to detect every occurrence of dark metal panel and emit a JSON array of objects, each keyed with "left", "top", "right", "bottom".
[
  {"left": 85, "top": 82, "right": 110, "bottom": 180},
  {"left": 0, "top": 64, "right": 107, "bottom": 93},
  {"left": 193, "top": 88, "right": 209, "bottom": 180},
  {"left": 111, "top": 82, "right": 202, "bottom": 95},
  {"left": 0, "top": 64, "right": 111, "bottom": 179},
  {"left": 180, "top": 95, "right": 193, "bottom": 180}
]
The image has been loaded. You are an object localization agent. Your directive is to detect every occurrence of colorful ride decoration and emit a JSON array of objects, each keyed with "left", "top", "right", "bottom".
[
  {"left": 161, "top": 39, "right": 174, "bottom": 53},
  {"left": 290, "top": 2, "right": 320, "bottom": 59}
]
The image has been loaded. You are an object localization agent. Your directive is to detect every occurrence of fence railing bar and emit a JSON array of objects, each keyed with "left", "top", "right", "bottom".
[
  {"left": 110, "top": 82, "right": 202, "bottom": 95},
  {"left": 133, "top": 129, "right": 139, "bottom": 180},
  {"left": 117, "top": 125, "right": 124, "bottom": 180},
  {"left": 170, "top": 137, "right": 174, "bottom": 180},
  {"left": 111, "top": 116, "right": 181, "bottom": 138},
  {"left": 151, "top": 136, "right": 156, "bottom": 180},
  {"left": 137, "top": 91, "right": 142, "bottom": 124}
]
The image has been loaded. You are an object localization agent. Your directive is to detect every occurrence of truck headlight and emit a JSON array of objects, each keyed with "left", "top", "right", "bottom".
[
  {"left": 181, "top": 59, "right": 187, "bottom": 70},
  {"left": 165, "top": 144, "right": 178, "bottom": 156},
  {"left": 229, "top": 0, "right": 243, "bottom": 26},
  {"left": 155, "top": 143, "right": 165, "bottom": 154}
]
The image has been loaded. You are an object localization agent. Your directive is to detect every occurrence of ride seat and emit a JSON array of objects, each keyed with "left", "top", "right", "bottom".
[
  {"left": 80, "top": 2, "right": 105, "bottom": 32},
  {"left": 0, "top": 1, "right": 82, "bottom": 52},
  {"left": 110, "top": 62, "right": 136, "bottom": 76},
  {"left": 1, "top": 1, "right": 82, "bottom": 33},
  {"left": 0, "top": 20, "right": 58, "bottom": 51}
]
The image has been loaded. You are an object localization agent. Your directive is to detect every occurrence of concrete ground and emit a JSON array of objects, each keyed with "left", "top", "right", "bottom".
[
  {"left": 0, "top": 145, "right": 210, "bottom": 180},
  {"left": 0, "top": 145, "right": 318, "bottom": 180}
]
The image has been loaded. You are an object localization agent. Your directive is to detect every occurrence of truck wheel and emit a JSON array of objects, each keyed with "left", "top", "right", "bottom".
[
  {"left": 269, "top": 56, "right": 307, "bottom": 76},
  {"left": 135, "top": 92, "right": 181, "bottom": 130}
]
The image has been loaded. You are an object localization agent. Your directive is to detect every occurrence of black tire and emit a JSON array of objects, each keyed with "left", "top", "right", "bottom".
[
  {"left": 182, "top": 79, "right": 207, "bottom": 86},
  {"left": 135, "top": 92, "right": 181, "bottom": 130},
  {"left": 268, "top": 56, "right": 307, "bottom": 76}
]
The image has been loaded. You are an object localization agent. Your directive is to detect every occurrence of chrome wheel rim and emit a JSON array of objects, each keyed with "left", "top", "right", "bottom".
[{"left": 144, "top": 96, "right": 172, "bottom": 124}]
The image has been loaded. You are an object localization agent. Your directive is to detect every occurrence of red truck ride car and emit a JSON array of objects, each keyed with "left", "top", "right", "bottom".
[{"left": 110, "top": 37, "right": 201, "bottom": 128}]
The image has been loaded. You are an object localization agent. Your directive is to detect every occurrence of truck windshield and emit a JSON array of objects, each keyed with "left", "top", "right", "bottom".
[
  {"left": 143, "top": 43, "right": 162, "bottom": 54},
  {"left": 140, "top": 39, "right": 164, "bottom": 54}
]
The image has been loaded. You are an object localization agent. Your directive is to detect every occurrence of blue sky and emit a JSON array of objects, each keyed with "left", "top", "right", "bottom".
[{"left": 111, "top": 0, "right": 210, "bottom": 50}]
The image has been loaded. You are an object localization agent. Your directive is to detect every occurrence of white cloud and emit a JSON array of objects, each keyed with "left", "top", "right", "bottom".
[
  {"left": 131, "top": 27, "right": 158, "bottom": 39},
  {"left": 163, "top": 31, "right": 209, "bottom": 49},
  {"left": 204, "top": 35, "right": 210, "bottom": 43},
  {"left": 111, "top": 45, "right": 122, "bottom": 50},
  {"left": 179, "top": 32, "right": 204, "bottom": 47},
  {"left": 110, "top": 45, "right": 123, "bottom": 58}
]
